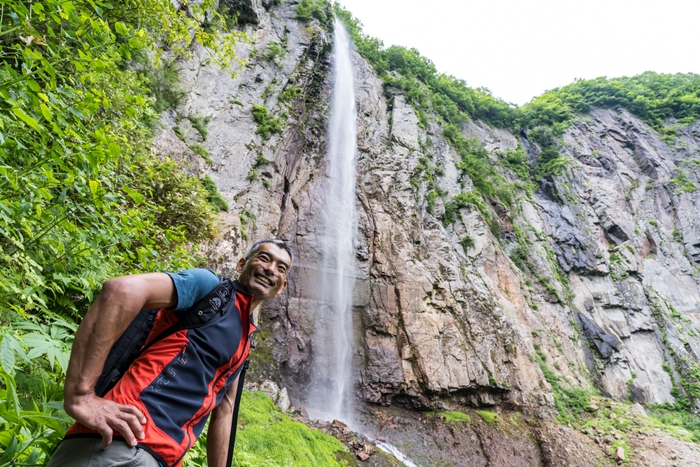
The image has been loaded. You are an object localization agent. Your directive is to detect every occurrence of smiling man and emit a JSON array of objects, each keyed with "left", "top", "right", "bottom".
[{"left": 48, "top": 239, "right": 293, "bottom": 467}]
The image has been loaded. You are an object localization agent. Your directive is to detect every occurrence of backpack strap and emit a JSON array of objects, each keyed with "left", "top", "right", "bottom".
[
  {"left": 226, "top": 360, "right": 249, "bottom": 466},
  {"left": 95, "top": 308, "right": 159, "bottom": 397}
]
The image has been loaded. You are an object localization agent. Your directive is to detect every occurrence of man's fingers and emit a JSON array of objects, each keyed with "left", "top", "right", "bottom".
[
  {"left": 108, "top": 417, "right": 138, "bottom": 447},
  {"left": 119, "top": 411, "right": 146, "bottom": 441},
  {"left": 117, "top": 403, "right": 147, "bottom": 424},
  {"left": 100, "top": 426, "right": 114, "bottom": 450}
]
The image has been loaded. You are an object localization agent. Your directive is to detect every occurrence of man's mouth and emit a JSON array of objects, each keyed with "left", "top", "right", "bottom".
[{"left": 254, "top": 274, "right": 274, "bottom": 287}]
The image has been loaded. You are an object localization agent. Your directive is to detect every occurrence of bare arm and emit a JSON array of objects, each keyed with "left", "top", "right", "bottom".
[
  {"left": 207, "top": 376, "right": 240, "bottom": 467},
  {"left": 64, "top": 273, "right": 177, "bottom": 449}
]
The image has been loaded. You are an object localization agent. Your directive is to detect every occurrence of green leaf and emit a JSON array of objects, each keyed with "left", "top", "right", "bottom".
[
  {"left": 108, "top": 142, "right": 120, "bottom": 159},
  {"left": 0, "top": 336, "right": 16, "bottom": 376},
  {"left": 125, "top": 188, "right": 144, "bottom": 205},
  {"left": 0, "top": 434, "right": 18, "bottom": 464},
  {"left": 40, "top": 103, "right": 53, "bottom": 122},
  {"left": 114, "top": 21, "right": 129, "bottom": 35},
  {"left": 11, "top": 107, "right": 41, "bottom": 132},
  {"left": 27, "top": 79, "right": 41, "bottom": 92},
  {"left": 89, "top": 179, "right": 99, "bottom": 196}
]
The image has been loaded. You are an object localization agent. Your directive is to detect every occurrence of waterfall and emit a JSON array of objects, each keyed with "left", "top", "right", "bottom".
[{"left": 306, "top": 18, "right": 358, "bottom": 424}]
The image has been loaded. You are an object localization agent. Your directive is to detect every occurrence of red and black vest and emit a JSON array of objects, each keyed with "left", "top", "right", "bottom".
[{"left": 66, "top": 284, "right": 255, "bottom": 467}]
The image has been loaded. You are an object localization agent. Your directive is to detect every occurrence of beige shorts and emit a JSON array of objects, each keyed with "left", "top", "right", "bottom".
[{"left": 47, "top": 438, "right": 160, "bottom": 467}]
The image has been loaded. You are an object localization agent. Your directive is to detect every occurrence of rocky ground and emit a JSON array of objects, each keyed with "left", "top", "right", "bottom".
[{"left": 250, "top": 378, "right": 700, "bottom": 466}]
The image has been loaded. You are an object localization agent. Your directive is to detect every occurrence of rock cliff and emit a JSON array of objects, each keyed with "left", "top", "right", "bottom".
[{"left": 152, "top": 2, "right": 700, "bottom": 464}]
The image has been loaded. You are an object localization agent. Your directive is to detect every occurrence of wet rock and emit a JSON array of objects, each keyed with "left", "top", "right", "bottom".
[
  {"left": 220, "top": 0, "right": 265, "bottom": 24},
  {"left": 577, "top": 312, "right": 622, "bottom": 359}
]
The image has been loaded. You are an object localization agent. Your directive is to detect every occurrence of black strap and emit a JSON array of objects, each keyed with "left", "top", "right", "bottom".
[{"left": 226, "top": 360, "right": 249, "bottom": 466}]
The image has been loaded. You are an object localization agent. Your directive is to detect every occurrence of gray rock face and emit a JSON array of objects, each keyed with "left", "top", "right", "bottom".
[{"left": 153, "top": 1, "right": 700, "bottom": 440}]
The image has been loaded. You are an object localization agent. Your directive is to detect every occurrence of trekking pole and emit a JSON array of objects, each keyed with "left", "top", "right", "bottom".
[{"left": 226, "top": 360, "right": 249, "bottom": 466}]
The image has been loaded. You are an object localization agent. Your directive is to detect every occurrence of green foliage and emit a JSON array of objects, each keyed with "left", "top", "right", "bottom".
[
  {"left": 443, "top": 190, "right": 491, "bottom": 226},
  {"left": 260, "top": 42, "right": 287, "bottom": 66},
  {"left": 252, "top": 104, "right": 284, "bottom": 139},
  {"left": 0, "top": 0, "right": 238, "bottom": 463},
  {"left": 499, "top": 145, "right": 533, "bottom": 187},
  {"left": 190, "top": 144, "right": 213, "bottom": 164},
  {"left": 239, "top": 209, "right": 256, "bottom": 240},
  {"left": 459, "top": 235, "right": 475, "bottom": 252},
  {"left": 247, "top": 168, "right": 259, "bottom": 182},
  {"left": 296, "top": 0, "right": 330, "bottom": 24},
  {"left": 527, "top": 127, "right": 569, "bottom": 179},
  {"left": 128, "top": 158, "right": 219, "bottom": 245},
  {"left": 188, "top": 115, "right": 211, "bottom": 141},
  {"left": 200, "top": 176, "right": 229, "bottom": 212},
  {"left": 279, "top": 86, "right": 302, "bottom": 103},
  {"left": 519, "top": 72, "right": 700, "bottom": 133},
  {"left": 647, "top": 406, "right": 700, "bottom": 443},
  {"left": 673, "top": 229, "right": 683, "bottom": 243},
  {"left": 535, "top": 352, "right": 597, "bottom": 425},
  {"left": 670, "top": 168, "right": 697, "bottom": 194},
  {"left": 230, "top": 391, "right": 349, "bottom": 466},
  {"left": 0, "top": 313, "right": 76, "bottom": 465},
  {"left": 475, "top": 410, "right": 502, "bottom": 425},
  {"left": 440, "top": 411, "right": 471, "bottom": 423},
  {"left": 138, "top": 58, "right": 186, "bottom": 113}
]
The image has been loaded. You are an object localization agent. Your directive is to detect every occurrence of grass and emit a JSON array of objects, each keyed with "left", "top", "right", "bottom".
[
  {"left": 190, "top": 144, "right": 213, "bottom": 164},
  {"left": 475, "top": 410, "right": 502, "bottom": 425},
  {"left": 188, "top": 115, "right": 211, "bottom": 140},
  {"left": 230, "top": 391, "right": 350, "bottom": 467},
  {"left": 440, "top": 411, "right": 471, "bottom": 423},
  {"left": 646, "top": 405, "right": 700, "bottom": 442}
]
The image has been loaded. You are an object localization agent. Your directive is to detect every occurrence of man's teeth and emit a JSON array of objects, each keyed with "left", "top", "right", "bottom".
[{"left": 257, "top": 275, "right": 272, "bottom": 285}]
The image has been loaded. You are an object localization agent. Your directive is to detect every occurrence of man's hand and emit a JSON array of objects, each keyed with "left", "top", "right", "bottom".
[{"left": 65, "top": 392, "right": 147, "bottom": 450}]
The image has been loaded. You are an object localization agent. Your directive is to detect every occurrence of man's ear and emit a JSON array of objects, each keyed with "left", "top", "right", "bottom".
[{"left": 235, "top": 257, "right": 247, "bottom": 273}]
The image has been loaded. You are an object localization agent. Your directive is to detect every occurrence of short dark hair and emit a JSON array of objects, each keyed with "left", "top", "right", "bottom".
[{"left": 245, "top": 239, "right": 294, "bottom": 266}]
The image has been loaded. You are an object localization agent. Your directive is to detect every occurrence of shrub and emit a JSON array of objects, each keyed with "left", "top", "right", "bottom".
[
  {"left": 188, "top": 115, "right": 211, "bottom": 140},
  {"left": 260, "top": 42, "right": 287, "bottom": 66},
  {"left": 459, "top": 235, "right": 475, "bottom": 251},
  {"left": 200, "top": 176, "right": 229, "bottom": 212},
  {"left": 190, "top": 144, "right": 213, "bottom": 164},
  {"left": 252, "top": 104, "right": 284, "bottom": 139},
  {"left": 296, "top": 0, "right": 329, "bottom": 24}
]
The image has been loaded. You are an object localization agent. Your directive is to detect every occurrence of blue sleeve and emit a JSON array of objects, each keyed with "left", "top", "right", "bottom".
[{"left": 166, "top": 268, "right": 220, "bottom": 311}]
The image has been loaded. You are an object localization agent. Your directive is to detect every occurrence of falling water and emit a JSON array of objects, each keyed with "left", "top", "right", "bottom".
[
  {"left": 303, "top": 20, "right": 425, "bottom": 467},
  {"left": 307, "top": 18, "right": 358, "bottom": 423}
]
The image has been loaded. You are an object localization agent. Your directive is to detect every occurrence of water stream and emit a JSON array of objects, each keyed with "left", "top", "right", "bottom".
[
  {"left": 306, "top": 19, "right": 421, "bottom": 467},
  {"left": 307, "top": 17, "right": 358, "bottom": 424}
]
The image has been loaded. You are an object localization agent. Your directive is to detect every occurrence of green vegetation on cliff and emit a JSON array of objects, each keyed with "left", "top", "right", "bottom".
[
  {"left": 0, "top": 0, "right": 242, "bottom": 464},
  {"left": 520, "top": 72, "right": 700, "bottom": 132}
]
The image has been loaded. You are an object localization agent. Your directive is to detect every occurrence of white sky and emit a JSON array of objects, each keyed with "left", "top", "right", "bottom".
[{"left": 337, "top": 0, "right": 700, "bottom": 105}]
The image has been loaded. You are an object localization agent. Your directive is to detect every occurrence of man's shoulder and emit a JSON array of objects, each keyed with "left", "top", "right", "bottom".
[{"left": 166, "top": 268, "right": 221, "bottom": 311}]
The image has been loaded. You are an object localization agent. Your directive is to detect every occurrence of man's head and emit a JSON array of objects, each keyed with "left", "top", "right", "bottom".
[{"left": 236, "top": 239, "right": 293, "bottom": 303}]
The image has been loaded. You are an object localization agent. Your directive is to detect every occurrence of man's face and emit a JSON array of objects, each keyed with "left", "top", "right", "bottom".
[{"left": 236, "top": 243, "right": 290, "bottom": 301}]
